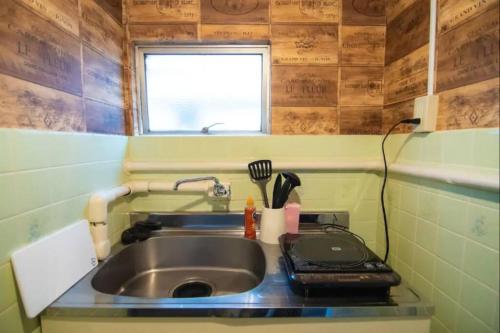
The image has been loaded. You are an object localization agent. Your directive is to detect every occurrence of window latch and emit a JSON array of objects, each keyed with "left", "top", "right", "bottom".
[{"left": 201, "top": 123, "right": 224, "bottom": 134}]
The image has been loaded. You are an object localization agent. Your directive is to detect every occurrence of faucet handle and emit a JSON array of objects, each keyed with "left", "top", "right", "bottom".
[{"left": 212, "top": 182, "right": 231, "bottom": 199}]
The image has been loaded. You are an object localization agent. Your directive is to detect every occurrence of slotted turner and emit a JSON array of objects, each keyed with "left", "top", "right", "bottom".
[{"left": 248, "top": 160, "right": 272, "bottom": 208}]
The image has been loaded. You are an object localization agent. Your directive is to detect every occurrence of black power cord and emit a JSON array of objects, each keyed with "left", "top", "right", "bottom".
[
  {"left": 381, "top": 118, "right": 421, "bottom": 263},
  {"left": 322, "top": 223, "right": 367, "bottom": 247}
]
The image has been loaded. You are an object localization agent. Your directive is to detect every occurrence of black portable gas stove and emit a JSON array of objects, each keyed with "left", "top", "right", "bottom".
[{"left": 279, "top": 232, "right": 401, "bottom": 296}]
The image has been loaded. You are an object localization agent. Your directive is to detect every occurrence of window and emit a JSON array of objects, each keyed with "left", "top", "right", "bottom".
[{"left": 137, "top": 46, "right": 270, "bottom": 135}]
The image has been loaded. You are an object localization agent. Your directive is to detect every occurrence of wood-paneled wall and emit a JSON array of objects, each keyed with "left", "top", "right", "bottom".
[
  {"left": 0, "top": 0, "right": 125, "bottom": 135},
  {"left": 382, "top": 0, "right": 429, "bottom": 133},
  {"left": 3, "top": 1, "right": 494, "bottom": 135},
  {"left": 123, "top": 0, "right": 387, "bottom": 135},
  {"left": 435, "top": 0, "right": 499, "bottom": 130},
  {"left": 383, "top": 0, "right": 499, "bottom": 133}
]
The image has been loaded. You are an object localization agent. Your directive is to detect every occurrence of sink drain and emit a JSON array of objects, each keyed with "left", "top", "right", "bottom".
[{"left": 171, "top": 280, "right": 214, "bottom": 298}]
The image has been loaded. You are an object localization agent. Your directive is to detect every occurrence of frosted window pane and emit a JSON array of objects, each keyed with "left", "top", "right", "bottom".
[{"left": 145, "top": 54, "right": 263, "bottom": 132}]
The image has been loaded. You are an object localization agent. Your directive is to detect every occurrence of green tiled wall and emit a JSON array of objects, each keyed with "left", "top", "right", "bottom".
[
  {"left": 0, "top": 129, "right": 128, "bottom": 333},
  {"left": 378, "top": 129, "right": 499, "bottom": 333},
  {"left": 384, "top": 129, "right": 499, "bottom": 170}
]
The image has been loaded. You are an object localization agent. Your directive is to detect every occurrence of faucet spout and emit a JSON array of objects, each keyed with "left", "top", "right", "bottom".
[
  {"left": 173, "top": 176, "right": 219, "bottom": 191},
  {"left": 173, "top": 176, "right": 231, "bottom": 198}
]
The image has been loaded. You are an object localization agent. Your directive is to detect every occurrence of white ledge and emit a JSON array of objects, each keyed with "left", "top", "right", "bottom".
[
  {"left": 123, "top": 160, "right": 499, "bottom": 192},
  {"left": 389, "top": 163, "right": 499, "bottom": 192},
  {"left": 124, "top": 160, "right": 383, "bottom": 172}
]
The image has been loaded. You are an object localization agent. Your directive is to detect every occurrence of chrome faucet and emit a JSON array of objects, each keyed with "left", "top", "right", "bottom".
[{"left": 173, "top": 176, "right": 231, "bottom": 198}]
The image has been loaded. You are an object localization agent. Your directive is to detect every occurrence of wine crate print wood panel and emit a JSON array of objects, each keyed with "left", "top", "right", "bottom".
[
  {"left": 339, "top": 106, "right": 382, "bottom": 134},
  {"left": 385, "top": 0, "right": 429, "bottom": 65},
  {"left": 0, "top": 0, "right": 125, "bottom": 134},
  {"left": 272, "top": 107, "right": 338, "bottom": 134},
  {"left": 341, "top": 26, "right": 385, "bottom": 66},
  {"left": 201, "top": 0, "right": 270, "bottom": 24},
  {"left": 121, "top": 0, "right": 390, "bottom": 135},
  {"left": 438, "top": 0, "right": 498, "bottom": 34},
  {"left": 340, "top": 67, "right": 383, "bottom": 106},
  {"left": 127, "top": 0, "right": 199, "bottom": 23},
  {"left": 437, "top": 78, "right": 499, "bottom": 130},
  {"left": 0, "top": 0, "right": 82, "bottom": 96},
  {"left": 272, "top": 66, "right": 338, "bottom": 107},
  {"left": 17, "top": 0, "right": 80, "bottom": 36},
  {"left": 271, "top": 25, "right": 338, "bottom": 65},
  {"left": 436, "top": 7, "right": 499, "bottom": 93},
  {"left": 342, "top": 0, "right": 385, "bottom": 26},
  {"left": 384, "top": 45, "right": 428, "bottom": 105},
  {"left": 129, "top": 24, "right": 197, "bottom": 41},
  {"left": 93, "top": 0, "right": 122, "bottom": 23},
  {"left": 85, "top": 99, "right": 125, "bottom": 134},
  {"left": 0, "top": 73, "right": 85, "bottom": 131},
  {"left": 386, "top": 0, "right": 417, "bottom": 23},
  {"left": 83, "top": 46, "right": 124, "bottom": 108},
  {"left": 81, "top": 0, "right": 124, "bottom": 62},
  {"left": 271, "top": 0, "right": 339, "bottom": 23},
  {"left": 382, "top": 100, "right": 414, "bottom": 133},
  {"left": 201, "top": 25, "right": 269, "bottom": 41}
]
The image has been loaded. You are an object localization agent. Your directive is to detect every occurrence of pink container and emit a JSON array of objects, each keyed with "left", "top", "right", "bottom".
[{"left": 284, "top": 203, "right": 300, "bottom": 234}]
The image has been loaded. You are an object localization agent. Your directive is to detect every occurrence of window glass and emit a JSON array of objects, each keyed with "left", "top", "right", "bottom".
[{"left": 143, "top": 53, "right": 264, "bottom": 133}]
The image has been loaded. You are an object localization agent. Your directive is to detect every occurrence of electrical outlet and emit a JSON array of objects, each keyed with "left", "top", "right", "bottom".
[{"left": 413, "top": 95, "right": 439, "bottom": 132}]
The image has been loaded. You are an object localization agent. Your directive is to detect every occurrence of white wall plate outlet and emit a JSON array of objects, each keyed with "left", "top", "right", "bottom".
[{"left": 413, "top": 95, "right": 439, "bottom": 132}]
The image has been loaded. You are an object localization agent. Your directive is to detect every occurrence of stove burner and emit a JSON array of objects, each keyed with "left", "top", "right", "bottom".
[
  {"left": 279, "top": 232, "right": 401, "bottom": 296},
  {"left": 290, "top": 235, "right": 368, "bottom": 269}
]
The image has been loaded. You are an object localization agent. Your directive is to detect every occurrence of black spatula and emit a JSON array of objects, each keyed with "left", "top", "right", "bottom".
[{"left": 248, "top": 160, "right": 272, "bottom": 208}]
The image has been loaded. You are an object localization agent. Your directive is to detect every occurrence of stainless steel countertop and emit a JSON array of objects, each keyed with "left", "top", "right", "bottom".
[{"left": 46, "top": 230, "right": 433, "bottom": 318}]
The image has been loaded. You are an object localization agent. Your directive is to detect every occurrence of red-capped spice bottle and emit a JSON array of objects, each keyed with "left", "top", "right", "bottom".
[{"left": 244, "top": 196, "right": 257, "bottom": 240}]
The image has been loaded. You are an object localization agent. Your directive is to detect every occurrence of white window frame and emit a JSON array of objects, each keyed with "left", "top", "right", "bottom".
[{"left": 135, "top": 45, "right": 270, "bottom": 135}]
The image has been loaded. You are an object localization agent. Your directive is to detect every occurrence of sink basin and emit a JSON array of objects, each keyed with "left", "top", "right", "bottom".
[{"left": 91, "top": 236, "right": 266, "bottom": 298}]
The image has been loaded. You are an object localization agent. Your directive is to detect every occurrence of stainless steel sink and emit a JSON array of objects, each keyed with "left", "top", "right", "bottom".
[{"left": 91, "top": 236, "right": 266, "bottom": 298}]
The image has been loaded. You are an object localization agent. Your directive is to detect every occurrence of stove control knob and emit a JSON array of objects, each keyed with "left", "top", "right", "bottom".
[
  {"left": 376, "top": 263, "right": 386, "bottom": 269},
  {"left": 364, "top": 263, "right": 375, "bottom": 269}
]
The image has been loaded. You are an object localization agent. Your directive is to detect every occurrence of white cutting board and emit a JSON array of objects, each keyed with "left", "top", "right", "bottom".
[{"left": 11, "top": 220, "right": 97, "bottom": 318}]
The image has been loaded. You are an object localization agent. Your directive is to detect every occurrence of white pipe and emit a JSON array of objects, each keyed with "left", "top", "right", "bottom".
[
  {"left": 88, "top": 185, "right": 130, "bottom": 260},
  {"left": 88, "top": 186, "right": 131, "bottom": 223},
  {"left": 273, "top": 161, "right": 382, "bottom": 171},
  {"left": 126, "top": 180, "right": 215, "bottom": 193},
  {"left": 124, "top": 161, "right": 498, "bottom": 192},
  {"left": 427, "top": 0, "right": 437, "bottom": 95},
  {"left": 389, "top": 163, "right": 499, "bottom": 192},
  {"left": 89, "top": 181, "right": 221, "bottom": 225},
  {"left": 125, "top": 161, "right": 250, "bottom": 172},
  {"left": 124, "top": 160, "right": 383, "bottom": 172},
  {"left": 127, "top": 181, "right": 149, "bottom": 194},
  {"left": 87, "top": 180, "right": 223, "bottom": 260}
]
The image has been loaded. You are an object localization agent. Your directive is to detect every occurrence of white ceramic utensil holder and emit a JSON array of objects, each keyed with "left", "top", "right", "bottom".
[{"left": 259, "top": 207, "right": 286, "bottom": 244}]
